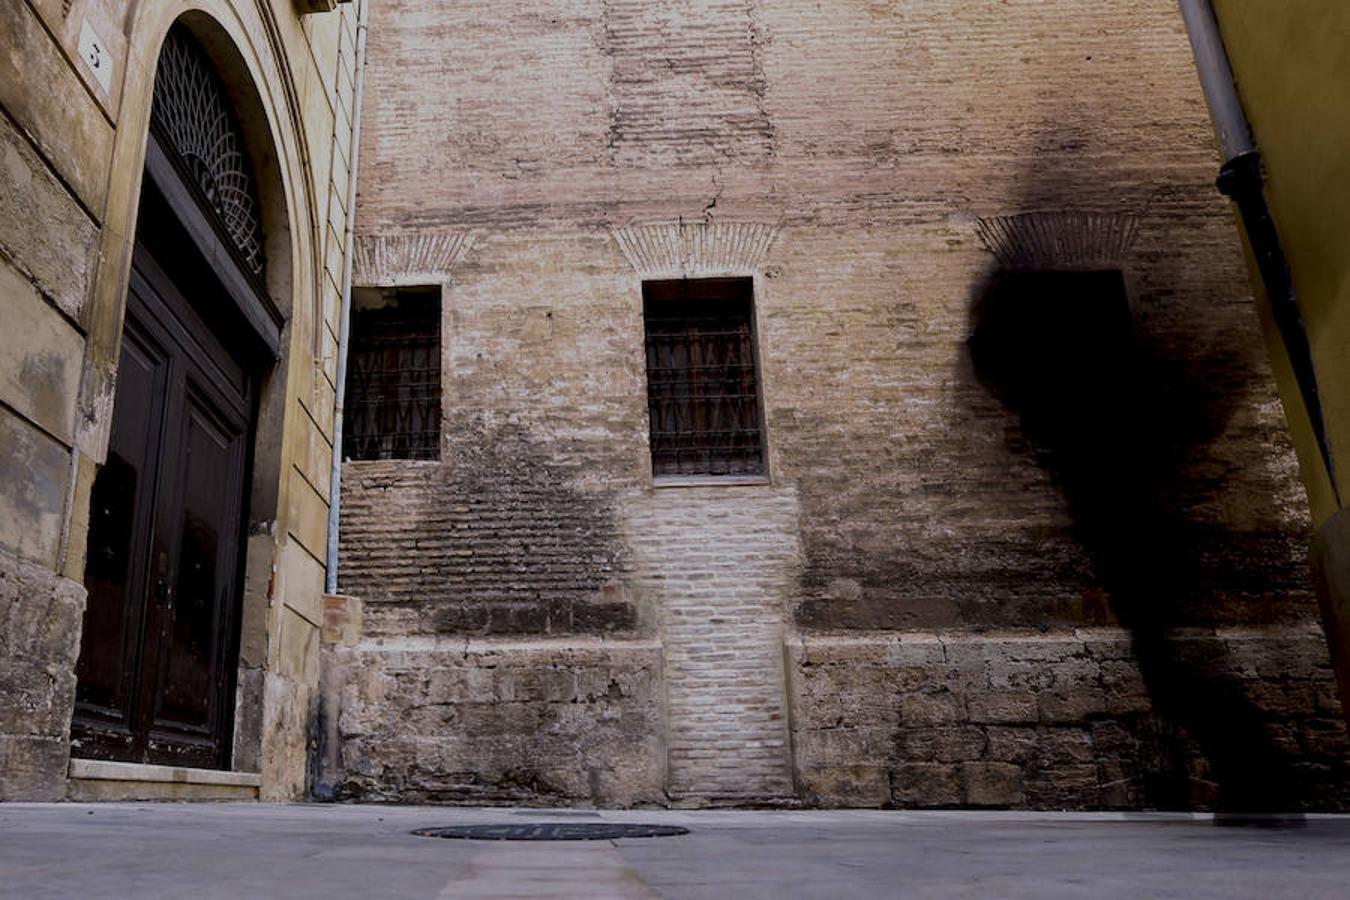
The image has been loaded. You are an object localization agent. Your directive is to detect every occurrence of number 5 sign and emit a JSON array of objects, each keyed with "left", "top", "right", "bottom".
[{"left": 77, "top": 18, "right": 113, "bottom": 95}]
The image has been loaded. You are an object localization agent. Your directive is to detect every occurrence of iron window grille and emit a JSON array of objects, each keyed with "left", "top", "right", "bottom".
[
  {"left": 343, "top": 286, "right": 442, "bottom": 461},
  {"left": 643, "top": 278, "right": 765, "bottom": 478}
]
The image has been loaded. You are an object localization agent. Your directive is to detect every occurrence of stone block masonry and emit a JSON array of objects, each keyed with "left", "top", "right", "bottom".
[
  {"left": 0, "top": 545, "right": 86, "bottom": 800},
  {"left": 326, "top": 638, "right": 665, "bottom": 806},
  {"left": 0, "top": 0, "right": 367, "bottom": 802},
  {"left": 789, "top": 629, "right": 1350, "bottom": 809}
]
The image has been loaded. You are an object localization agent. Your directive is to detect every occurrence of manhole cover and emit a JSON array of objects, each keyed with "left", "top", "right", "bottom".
[{"left": 411, "top": 823, "right": 689, "bottom": 841}]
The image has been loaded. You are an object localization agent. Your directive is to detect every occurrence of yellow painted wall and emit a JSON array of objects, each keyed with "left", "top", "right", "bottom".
[{"left": 1214, "top": 1, "right": 1350, "bottom": 527}]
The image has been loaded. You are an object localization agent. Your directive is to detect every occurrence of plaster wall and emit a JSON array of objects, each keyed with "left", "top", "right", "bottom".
[
  {"left": 1211, "top": 0, "right": 1350, "bottom": 730},
  {"left": 1211, "top": 1, "right": 1350, "bottom": 528}
]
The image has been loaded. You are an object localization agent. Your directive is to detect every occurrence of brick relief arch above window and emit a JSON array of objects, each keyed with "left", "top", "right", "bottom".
[
  {"left": 353, "top": 231, "right": 474, "bottom": 286},
  {"left": 974, "top": 211, "right": 1140, "bottom": 272},
  {"left": 611, "top": 221, "right": 781, "bottom": 278}
]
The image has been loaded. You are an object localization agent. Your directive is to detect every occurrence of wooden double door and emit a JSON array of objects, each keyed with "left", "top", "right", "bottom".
[{"left": 72, "top": 248, "right": 256, "bottom": 769}]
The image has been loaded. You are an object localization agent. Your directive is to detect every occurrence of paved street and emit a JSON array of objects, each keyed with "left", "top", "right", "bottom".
[{"left": 1, "top": 804, "right": 1348, "bottom": 899}]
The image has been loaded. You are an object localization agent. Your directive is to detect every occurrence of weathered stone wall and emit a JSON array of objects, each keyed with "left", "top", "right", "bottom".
[
  {"left": 0, "top": 0, "right": 144, "bottom": 799},
  {"left": 341, "top": 0, "right": 1347, "bottom": 808},
  {"left": 790, "top": 629, "right": 1350, "bottom": 810},
  {"left": 0, "top": 547, "right": 86, "bottom": 800},
  {"left": 0, "top": 0, "right": 360, "bottom": 799},
  {"left": 327, "top": 638, "right": 665, "bottom": 805}
]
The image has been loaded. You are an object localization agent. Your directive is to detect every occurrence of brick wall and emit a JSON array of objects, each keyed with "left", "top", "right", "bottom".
[
  {"left": 340, "top": 438, "right": 636, "bottom": 637},
  {"left": 338, "top": 0, "right": 1348, "bottom": 808},
  {"left": 626, "top": 486, "right": 800, "bottom": 803}
]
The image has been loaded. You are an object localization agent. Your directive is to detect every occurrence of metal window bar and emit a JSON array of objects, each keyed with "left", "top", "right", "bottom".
[
  {"left": 643, "top": 278, "right": 764, "bottom": 477},
  {"left": 343, "top": 300, "right": 441, "bottom": 460}
]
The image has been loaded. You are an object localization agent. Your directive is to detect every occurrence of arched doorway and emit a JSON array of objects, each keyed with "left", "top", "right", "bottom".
[{"left": 71, "top": 23, "right": 284, "bottom": 770}]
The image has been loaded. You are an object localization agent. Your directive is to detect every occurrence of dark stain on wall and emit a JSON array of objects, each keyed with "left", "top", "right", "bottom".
[{"left": 339, "top": 420, "right": 636, "bottom": 637}]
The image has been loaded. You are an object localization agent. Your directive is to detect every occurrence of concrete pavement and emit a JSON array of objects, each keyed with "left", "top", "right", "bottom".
[{"left": 2, "top": 804, "right": 1348, "bottom": 899}]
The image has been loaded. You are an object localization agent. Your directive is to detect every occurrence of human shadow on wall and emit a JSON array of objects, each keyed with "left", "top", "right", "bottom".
[{"left": 966, "top": 261, "right": 1301, "bottom": 817}]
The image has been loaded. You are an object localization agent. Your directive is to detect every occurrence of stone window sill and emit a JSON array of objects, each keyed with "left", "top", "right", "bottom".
[{"left": 652, "top": 475, "right": 771, "bottom": 489}]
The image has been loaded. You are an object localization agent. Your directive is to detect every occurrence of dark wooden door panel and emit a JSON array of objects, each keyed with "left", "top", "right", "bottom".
[
  {"left": 146, "top": 379, "right": 247, "bottom": 767},
  {"left": 72, "top": 315, "right": 172, "bottom": 756},
  {"left": 74, "top": 247, "right": 256, "bottom": 769},
  {"left": 130, "top": 260, "right": 250, "bottom": 414}
]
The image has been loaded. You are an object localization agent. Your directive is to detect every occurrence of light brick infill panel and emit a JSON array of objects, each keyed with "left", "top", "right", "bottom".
[{"left": 625, "top": 485, "right": 802, "bottom": 803}]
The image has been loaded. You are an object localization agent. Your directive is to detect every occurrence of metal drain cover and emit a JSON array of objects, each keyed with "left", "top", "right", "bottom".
[{"left": 412, "top": 823, "right": 689, "bottom": 841}]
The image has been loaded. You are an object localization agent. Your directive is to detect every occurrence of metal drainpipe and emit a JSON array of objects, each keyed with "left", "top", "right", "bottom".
[
  {"left": 1178, "top": 0, "right": 1340, "bottom": 503},
  {"left": 325, "top": 0, "right": 369, "bottom": 594}
]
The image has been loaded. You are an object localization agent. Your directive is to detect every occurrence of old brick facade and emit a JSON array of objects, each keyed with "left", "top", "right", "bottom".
[{"left": 324, "top": 0, "right": 1350, "bottom": 809}]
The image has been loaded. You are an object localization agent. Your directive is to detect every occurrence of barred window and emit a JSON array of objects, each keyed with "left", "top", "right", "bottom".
[
  {"left": 643, "top": 278, "right": 765, "bottom": 478},
  {"left": 343, "top": 286, "right": 441, "bottom": 461}
]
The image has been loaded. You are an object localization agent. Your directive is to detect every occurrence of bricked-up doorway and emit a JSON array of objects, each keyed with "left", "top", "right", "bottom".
[{"left": 71, "top": 26, "right": 281, "bottom": 769}]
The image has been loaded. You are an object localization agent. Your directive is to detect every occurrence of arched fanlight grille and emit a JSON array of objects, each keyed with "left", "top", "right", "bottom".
[{"left": 151, "top": 26, "right": 265, "bottom": 278}]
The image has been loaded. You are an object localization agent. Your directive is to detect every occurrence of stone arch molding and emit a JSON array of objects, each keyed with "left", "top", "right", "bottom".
[
  {"left": 611, "top": 221, "right": 781, "bottom": 278},
  {"left": 78, "top": 0, "right": 319, "bottom": 462},
  {"left": 65, "top": 1, "right": 326, "bottom": 798}
]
